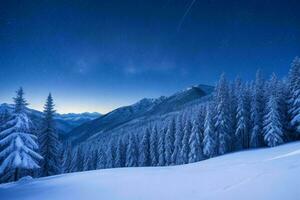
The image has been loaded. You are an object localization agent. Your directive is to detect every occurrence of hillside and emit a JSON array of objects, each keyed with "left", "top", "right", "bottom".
[
  {"left": 66, "top": 84, "right": 213, "bottom": 144},
  {"left": 1, "top": 141, "right": 299, "bottom": 200}
]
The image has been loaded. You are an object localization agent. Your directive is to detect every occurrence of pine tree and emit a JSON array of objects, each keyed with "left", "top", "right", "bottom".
[
  {"left": 235, "top": 81, "right": 249, "bottom": 151},
  {"left": 115, "top": 138, "right": 125, "bottom": 168},
  {"left": 106, "top": 139, "right": 116, "bottom": 168},
  {"left": 288, "top": 57, "right": 300, "bottom": 138},
  {"left": 203, "top": 104, "right": 216, "bottom": 158},
  {"left": 149, "top": 125, "right": 158, "bottom": 166},
  {"left": 188, "top": 118, "right": 204, "bottom": 163},
  {"left": 0, "top": 88, "right": 42, "bottom": 181},
  {"left": 250, "top": 70, "right": 266, "bottom": 147},
  {"left": 180, "top": 119, "right": 192, "bottom": 164},
  {"left": 214, "top": 74, "right": 232, "bottom": 155},
  {"left": 139, "top": 128, "right": 151, "bottom": 166},
  {"left": 263, "top": 74, "right": 284, "bottom": 147},
  {"left": 126, "top": 134, "right": 138, "bottom": 167},
  {"left": 157, "top": 127, "right": 166, "bottom": 166},
  {"left": 39, "top": 93, "right": 61, "bottom": 176},
  {"left": 96, "top": 148, "right": 107, "bottom": 169},
  {"left": 165, "top": 118, "right": 175, "bottom": 165},
  {"left": 171, "top": 115, "right": 184, "bottom": 165},
  {"left": 62, "top": 142, "right": 72, "bottom": 173}
]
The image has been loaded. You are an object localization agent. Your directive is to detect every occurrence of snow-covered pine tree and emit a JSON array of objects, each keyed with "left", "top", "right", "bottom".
[
  {"left": 106, "top": 139, "right": 116, "bottom": 168},
  {"left": 39, "top": 93, "right": 61, "bottom": 176},
  {"left": 180, "top": 119, "right": 192, "bottom": 164},
  {"left": 171, "top": 115, "right": 184, "bottom": 165},
  {"left": 149, "top": 125, "right": 158, "bottom": 166},
  {"left": 214, "top": 73, "right": 232, "bottom": 155},
  {"left": 235, "top": 79, "right": 249, "bottom": 151},
  {"left": 188, "top": 118, "right": 204, "bottom": 163},
  {"left": 96, "top": 148, "right": 107, "bottom": 169},
  {"left": 139, "top": 128, "right": 151, "bottom": 166},
  {"left": 250, "top": 70, "right": 266, "bottom": 148},
  {"left": 62, "top": 142, "right": 72, "bottom": 173},
  {"left": 157, "top": 126, "right": 166, "bottom": 166},
  {"left": 288, "top": 57, "right": 300, "bottom": 138},
  {"left": 83, "top": 146, "right": 94, "bottom": 171},
  {"left": 263, "top": 74, "right": 284, "bottom": 147},
  {"left": 115, "top": 137, "right": 125, "bottom": 168},
  {"left": 203, "top": 104, "right": 216, "bottom": 158},
  {"left": 165, "top": 117, "right": 175, "bottom": 165},
  {"left": 126, "top": 133, "right": 138, "bottom": 167},
  {"left": 0, "top": 88, "right": 42, "bottom": 181},
  {"left": 70, "top": 145, "right": 84, "bottom": 172}
]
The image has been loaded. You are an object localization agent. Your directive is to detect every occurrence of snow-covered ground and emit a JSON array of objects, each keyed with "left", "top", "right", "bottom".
[{"left": 1, "top": 142, "right": 300, "bottom": 200}]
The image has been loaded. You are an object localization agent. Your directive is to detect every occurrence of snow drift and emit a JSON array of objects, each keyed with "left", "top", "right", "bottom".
[{"left": 1, "top": 141, "right": 300, "bottom": 200}]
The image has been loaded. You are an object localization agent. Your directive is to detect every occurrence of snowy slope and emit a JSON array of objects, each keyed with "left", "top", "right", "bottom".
[{"left": 1, "top": 141, "right": 300, "bottom": 200}]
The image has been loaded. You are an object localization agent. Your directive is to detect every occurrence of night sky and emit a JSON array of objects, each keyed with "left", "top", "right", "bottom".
[{"left": 0, "top": 0, "right": 299, "bottom": 114}]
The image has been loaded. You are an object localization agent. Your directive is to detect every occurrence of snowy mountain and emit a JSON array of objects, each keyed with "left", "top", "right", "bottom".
[
  {"left": 66, "top": 84, "right": 213, "bottom": 144},
  {"left": 1, "top": 141, "right": 299, "bottom": 200},
  {"left": 0, "top": 103, "right": 101, "bottom": 135}
]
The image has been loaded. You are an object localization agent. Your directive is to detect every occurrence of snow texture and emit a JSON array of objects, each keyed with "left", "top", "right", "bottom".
[{"left": 1, "top": 141, "right": 300, "bottom": 200}]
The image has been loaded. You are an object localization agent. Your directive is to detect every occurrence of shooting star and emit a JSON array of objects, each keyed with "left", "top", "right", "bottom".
[{"left": 177, "top": 0, "right": 197, "bottom": 32}]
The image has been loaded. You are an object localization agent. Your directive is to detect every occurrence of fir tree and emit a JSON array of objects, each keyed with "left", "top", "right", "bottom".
[
  {"left": 171, "top": 115, "right": 184, "bottom": 165},
  {"left": 214, "top": 74, "right": 232, "bottom": 154},
  {"left": 288, "top": 57, "right": 300, "bottom": 138},
  {"left": 96, "top": 148, "right": 107, "bottom": 169},
  {"left": 115, "top": 138, "right": 125, "bottom": 168},
  {"left": 165, "top": 118, "right": 175, "bottom": 165},
  {"left": 0, "top": 88, "right": 42, "bottom": 181},
  {"left": 235, "top": 81, "right": 249, "bottom": 150},
  {"left": 188, "top": 118, "right": 204, "bottom": 163},
  {"left": 203, "top": 104, "right": 216, "bottom": 158},
  {"left": 39, "top": 93, "right": 61, "bottom": 176},
  {"left": 139, "top": 128, "right": 151, "bottom": 166},
  {"left": 62, "top": 142, "right": 72, "bottom": 173},
  {"left": 126, "top": 134, "right": 138, "bottom": 167},
  {"left": 157, "top": 127, "right": 166, "bottom": 166},
  {"left": 180, "top": 119, "right": 192, "bottom": 164},
  {"left": 263, "top": 74, "right": 284, "bottom": 147},
  {"left": 250, "top": 70, "right": 266, "bottom": 147},
  {"left": 149, "top": 125, "right": 158, "bottom": 166}
]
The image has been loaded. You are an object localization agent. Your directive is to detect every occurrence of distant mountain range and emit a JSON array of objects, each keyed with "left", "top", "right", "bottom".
[
  {"left": 66, "top": 84, "right": 214, "bottom": 144},
  {"left": 0, "top": 103, "right": 101, "bottom": 135}
]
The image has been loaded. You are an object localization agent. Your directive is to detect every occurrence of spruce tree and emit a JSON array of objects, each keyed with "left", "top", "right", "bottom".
[
  {"left": 96, "top": 148, "right": 107, "bottom": 169},
  {"left": 39, "top": 93, "right": 61, "bottom": 176},
  {"left": 126, "top": 134, "right": 138, "bottom": 167},
  {"left": 188, "top": 118, "right": 204, "bottom": 163},
  {"left": 149, "top": 125, "right": 158, "bottom": 166},
  {"left": 139, "top": 128, "right": 151, "bottom": 166},
  {"left": 214, "top": 74, "right": 232, "bottom": 154},
  {"left": 288, "top": 57, "right": 300, "bottom": 138},
  {"left": 165, "top": 118, "right": 175, "bottom": 165},
  {"left": 171, "top": 115, "right": 184, "bottom": 165},
  {"left": 157, "top": 127, "right": 166, "bottom": 166},
  {"left": 235, "top": 81, "right": 249, "bottom": 151},
  {"left": 203, "top": 104, "right": 216, "bottom": 158},
  {"left": 263, "top": 74, "right": 284, "bottom": 147},
  {"left": 180, "top": 119, "right": 192, "bottom": 164},
  {"left": 250, "top": 70, "right": 266, "bottom": 147},
  {"left": 0, "top": 88, "right": 42, "bottom": 181}
]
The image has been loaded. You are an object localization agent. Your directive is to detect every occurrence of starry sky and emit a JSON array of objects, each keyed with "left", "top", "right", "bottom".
[{"left": 0, "top": 0, "right": 299, "bottom": 114}]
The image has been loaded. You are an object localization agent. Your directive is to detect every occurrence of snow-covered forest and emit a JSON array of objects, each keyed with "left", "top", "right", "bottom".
[{"left": 0, "top": 57, "right": 300, "bottom": 184}]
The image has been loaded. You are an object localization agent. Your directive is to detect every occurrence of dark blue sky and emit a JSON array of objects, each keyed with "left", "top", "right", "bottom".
[{"left": 0, "top": 0, "right": 299, "bottom": 113}]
